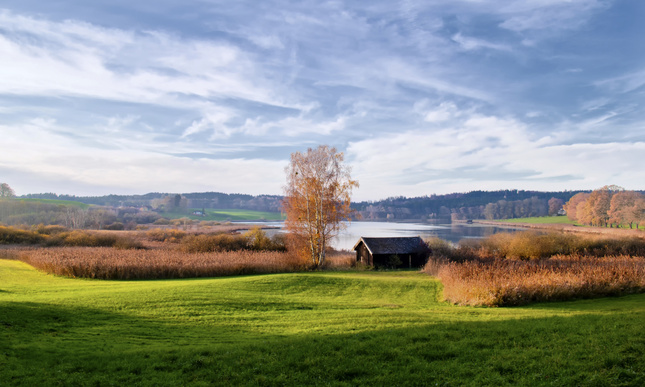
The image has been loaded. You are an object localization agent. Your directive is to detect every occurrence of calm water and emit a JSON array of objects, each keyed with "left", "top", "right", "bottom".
[
  {"left": 333, "top": 221, "right": 526, "bottom": 251},
  {"left": 244, "top": 221, "right": 526, "bottom": 251}
]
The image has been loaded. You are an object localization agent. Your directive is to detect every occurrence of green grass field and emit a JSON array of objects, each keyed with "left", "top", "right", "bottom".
[
  {"left": 1, "top": 259, "right": 643, "bottom": 386},
  {"left": 7, "top": 198, "right": 90, "bottom": 209},
  {"left": 165, "top": 208, "right": 284, "bottom": 221},
  {"left": 495, "top": 216, "right": 645, "bottom": 230}
]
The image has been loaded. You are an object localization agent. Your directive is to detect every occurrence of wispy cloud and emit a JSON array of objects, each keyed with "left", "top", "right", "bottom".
[
  {"left": 0, "top": 117, "right": 286, "bottom": 195},
  {"left": 0, "top": 1, "right": 642, "bottom": 199},
  {"left": 347, "top": 111, "right": 645, "bottom": 199}
]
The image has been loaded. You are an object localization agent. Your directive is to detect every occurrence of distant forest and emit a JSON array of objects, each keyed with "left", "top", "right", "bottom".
[
  {"left": 22, "top": 190, "right": 589, "bottom": 222},
  {"left": 352, "top": 190, "right": 588, "bottom": 221},
  {"left": 23, "top": 192, "right": 284, "bottom": 212}
]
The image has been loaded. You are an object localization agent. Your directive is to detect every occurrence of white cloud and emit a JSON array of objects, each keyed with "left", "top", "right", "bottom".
[
  {"left": 414, "top": 100, "right": 461, "bottom": 123},
  {"left": 498, "top": 0, "right": 608, "bottom": 33},
  {"left": 0, "top": 2, "right": 641, "bottom": 199},
  {"left": 182, "top": 108, "right": 236, "bottom": 139},
  {"left": 0, "top": 10, "right": 285, "bottom": 109},
  {"left": 452, "top": 33, "right": 511, "bottom": 52},
  {"left": 0, "top": 118, "right": 286, "bottom": 196},
  {"left": 248, "top": 34, "right": 285, "bottom": 50},
  {"left": 595, "top": 69, "right": 645, "bottom": 94},
  {"left": 240, "top": 114, "right": 347, "bottom": 137},
  {"left": 347, "top": 112, "right": 645, "bottom": 199}
]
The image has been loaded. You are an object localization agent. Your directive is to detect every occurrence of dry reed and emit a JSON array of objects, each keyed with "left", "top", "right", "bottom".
[
  {"left": 19, "top": 247, "right": 305, "bottom": 280},
  {"left": 423, "top": 232, "right": 645, "bottom": 306},
  {"left": 322, "top": 250, "right": 355, "bottom": 270},
  {"left": 425, "top": 256, "right": 645, "bottom": 307}
]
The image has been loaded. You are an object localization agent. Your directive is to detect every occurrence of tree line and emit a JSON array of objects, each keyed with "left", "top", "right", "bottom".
[
  {"left": 23, "top": 191, "right": 283, "bottom": 212},
  {"left": 354, "top": 190, "right": 581, "bottom": 221},
  {"left": 0, "top": 198, "right": 162, "bottom": 230},
  {"left": 564, "top": 186, "right": 645, "bottom": 229}
]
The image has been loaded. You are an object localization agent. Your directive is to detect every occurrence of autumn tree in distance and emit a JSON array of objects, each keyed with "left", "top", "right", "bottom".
[
  {"left": 0, "top": 183, "right": 15, "bottom": 198},
  {"left": 283, "top": 145, "right": 359, "bottom": 268}
]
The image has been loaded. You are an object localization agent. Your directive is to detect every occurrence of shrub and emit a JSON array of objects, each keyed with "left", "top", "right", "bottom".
[
  {"left": 146, "top": 228, "right": 186, "bottom": 243},
  {"left": 31, "top": 224, "right": 68, "bottom": 235},
  {"left": 243, "top": 227, "right": 287, "bottom": 252},
  {"left": 44, "top": 230, "right": 143, "bottom": 249},
  {"left": 181, "top": 233, "right": 248, "bottom": 253},
  {"left": 180, "top": 228, "right": 286, "bottom": 254},
  {"left": 425, "top": 237, "right": 479, "bottom": 262},
  {"left": 104, "top": 222, "right": 124, "bottom": 230},
  {"left": 0, "top": 226, "right": 45, "bottom": 244}
]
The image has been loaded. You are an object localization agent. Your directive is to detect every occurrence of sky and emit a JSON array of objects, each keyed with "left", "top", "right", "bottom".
[{"left": 0, "top": 0, "right": 644, "bottom": 201}]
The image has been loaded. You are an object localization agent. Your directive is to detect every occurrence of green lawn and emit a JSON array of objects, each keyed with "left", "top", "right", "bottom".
[
  {"left": 164, "top": 208, "right": 284, "bottom": 221},
  {"left": 1, "top": 259, "right": 643, "bottom": 386}
]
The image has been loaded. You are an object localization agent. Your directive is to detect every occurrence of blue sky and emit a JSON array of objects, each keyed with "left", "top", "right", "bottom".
[{"left": 1, "top": 0, "right": 643, "bottom": 201}]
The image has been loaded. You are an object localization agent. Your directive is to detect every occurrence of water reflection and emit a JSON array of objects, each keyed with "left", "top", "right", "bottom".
[{"left": 242, "top": 221, "right": 526, "bottom": 251}]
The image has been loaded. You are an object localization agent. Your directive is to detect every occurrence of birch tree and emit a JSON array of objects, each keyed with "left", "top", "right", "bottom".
[{"left": 283, "top": 145, "right": 358, "bottom": 268}]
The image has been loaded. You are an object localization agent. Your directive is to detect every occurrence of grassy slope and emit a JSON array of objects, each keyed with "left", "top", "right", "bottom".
[
  {"left": 164, "top": 208, "right": 284, "bottom": 221},
  {"left": 14, "top": 198, "right": 90, "bottom": 209},
  {"left": 1, "top": 260, "right": 644, "bottom": 386}
]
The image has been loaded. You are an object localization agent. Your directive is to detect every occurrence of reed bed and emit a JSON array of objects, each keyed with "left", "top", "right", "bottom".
[
  {"left": 20, "top": 247, "right": 305, "bottom": 280},
  {"left": 427, "top": 231, "right": 645, "bottom": 261},
  {"left": 424, "top": 232, "right": 645, "bottom": 306},
  {"left": 425, "top": 255, "right": 645, "bottom": 307},
  {"left": 322, "top": 250, "right": 355, "bottom": 270}
]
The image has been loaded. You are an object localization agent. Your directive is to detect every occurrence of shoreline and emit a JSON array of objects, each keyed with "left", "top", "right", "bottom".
[{"left": 463, "top": 219, "right": 645, "bottom": 238}]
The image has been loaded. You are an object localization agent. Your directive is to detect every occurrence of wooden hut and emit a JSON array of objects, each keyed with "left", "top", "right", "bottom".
[{"left": 353, "top": 236, "right": 430, "bottom": 268}]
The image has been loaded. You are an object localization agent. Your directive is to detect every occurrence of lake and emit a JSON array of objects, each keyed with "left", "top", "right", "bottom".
[
  {"left": 245, "top": 221, "right": 526, "bottom": 251},
  {"left": 333, "top": 221, "right": 526, "bottom": 251}
]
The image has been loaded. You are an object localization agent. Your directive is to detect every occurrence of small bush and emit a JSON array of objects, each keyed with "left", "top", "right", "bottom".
[
  {"left": 31, "top": 224, "right": 68, "bottom": 235},
  {"left": 0, "top": 226, "right": 45, "bottom": 244},
  {"left": 181, "top": 233, "right": 248, "bottom": 253},
  {"left": 425, "top": 237, "right": 479, "bottom": 262},
  {"left": 243, "top": 227, "right": 287, "bottom": 252},
  {"left": 146, "top": 228, "right": 186, "bottom": 243},
  {"left": 180, "top": 228, "right": 286, "bottom": 254},
  {"left": 44, "top": 230, "right": 143, "bottom": 250},
  {"left": 104, "top": 222, "right": 124, "bottom": 231}
]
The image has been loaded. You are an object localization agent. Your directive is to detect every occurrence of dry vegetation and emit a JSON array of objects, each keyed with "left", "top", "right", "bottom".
[
  {"left": 1, "top": 224, "right": 354, "bottom": 279},
  {"left": 424, "top": 232, "right": 645, "bottom": 306},
  {"left": 19, "top": 247, "right": 305, "bottom": 279}
]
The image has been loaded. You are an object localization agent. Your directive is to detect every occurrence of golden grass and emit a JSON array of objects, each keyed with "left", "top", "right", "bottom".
[
  {"left": 424, "top": 231, "right": 645, "bottom": 306},
  {"left": 322, "top": 250, "right": 355, "bottom": 269},
  {"left": 426, "top": 256, "right": 645, "bottom": 307},
  {"left": 20, "top": 247, "right": 305, "bottom": 280}
]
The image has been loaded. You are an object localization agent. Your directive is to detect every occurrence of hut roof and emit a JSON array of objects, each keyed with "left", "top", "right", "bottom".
[{"left": 353, "top": 236, "right": 426, "bottom": 255}]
